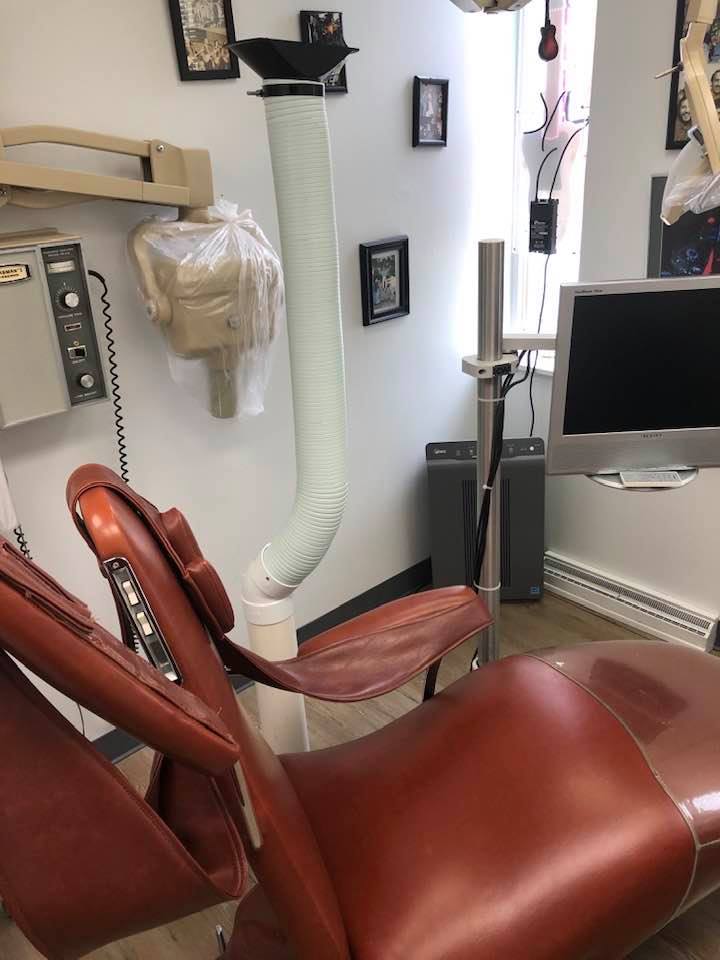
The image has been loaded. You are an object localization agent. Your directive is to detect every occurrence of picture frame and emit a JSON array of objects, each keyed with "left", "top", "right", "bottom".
[
  {"left": 413, "top": 77, "right": 449, "bottom": 148},
  {"left": 647, "top": 175, "right": 720, "bottom": 277},
  {"left": 299, "top": 11, "right": 349, "bottom": 93},
  {"left": 359, "top": 237, "right": 411, "bottom": 326},
  {"left": 666, "top": 0, "right": 720, "bottom": 150},
  {"left": 168, "top": 0, "right": 240, "bottom": 82}
]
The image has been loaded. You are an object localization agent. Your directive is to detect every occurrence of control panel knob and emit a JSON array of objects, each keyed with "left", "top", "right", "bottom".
[
  {"left": 61, "top": 291, "right": 80, "bottom": 310},
  {"left": 78, "top": 374, "right": 95, "bottom": 390}
]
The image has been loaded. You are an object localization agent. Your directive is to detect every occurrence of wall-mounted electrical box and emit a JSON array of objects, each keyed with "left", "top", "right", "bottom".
[{"left": 0, "top": 229, "right": 107, "bottom": 429}]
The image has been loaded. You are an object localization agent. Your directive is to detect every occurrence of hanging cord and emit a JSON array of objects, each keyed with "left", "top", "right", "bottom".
[
  {"left": 88, "top": 270, "right": 130, "bottom": 483},
  {"left": 423, "top": 354, "right": 531, "bottom": 702},
  {"left": 541, "top": 90, "right": 567, "bottom": 153},
  {"left": 548, "top": 119, "right": 590, "bottom": 201},
  {"left": 13, "top": 524, "right": 32, "bottom": 560},
  {"left": 535, "top": 147, "right": 559, "bottom": 202},
  {"left": 523, "top": 92, "right": 549, "bottom": 135},
  {"left": 528, "top": 254, "right": 552, "bottom": 437}
]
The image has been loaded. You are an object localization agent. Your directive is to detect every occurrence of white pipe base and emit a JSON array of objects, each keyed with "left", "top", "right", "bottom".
[{"left": 246, "top": 614, "right": 310, "bottom": 754}]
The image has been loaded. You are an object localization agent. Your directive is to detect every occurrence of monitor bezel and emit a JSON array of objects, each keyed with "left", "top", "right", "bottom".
[{"left": 548, "top": 275, "right": 720, "bottom": 476}]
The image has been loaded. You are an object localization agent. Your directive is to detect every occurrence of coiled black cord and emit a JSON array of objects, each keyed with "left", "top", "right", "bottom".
[
  {"left": 88, "top": 270, "right": 129, "bottom": 483},
  {"left": 13, "top": 524, "right": 32, "bottom": 560}
]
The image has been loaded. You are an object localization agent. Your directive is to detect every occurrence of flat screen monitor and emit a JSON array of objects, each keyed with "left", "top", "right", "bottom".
[{"left": 548, "top": 277, "right": 720, "bottom": 476}]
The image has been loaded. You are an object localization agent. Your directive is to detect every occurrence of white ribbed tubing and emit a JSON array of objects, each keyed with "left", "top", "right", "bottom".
[{"left": 260, "top": 83, "right": 349, "bottom": 589}]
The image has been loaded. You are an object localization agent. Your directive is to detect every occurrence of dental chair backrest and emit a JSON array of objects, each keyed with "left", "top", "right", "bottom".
[
  {"left": 66, "top": 464, "right": 351, "bottom": 960},
  {"left": 0, "top": 536, "right": 246, "bottom": 960}
]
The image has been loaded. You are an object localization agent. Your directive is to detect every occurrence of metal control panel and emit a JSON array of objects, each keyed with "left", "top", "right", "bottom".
[
  {"left": 0, "top": 229, "right": 107, "bottom": 429},
  {"left": 426, "top": 439, "right": 546, "bottom": 462},
  {"left": 105, "top": 557, "right": 181, "bottom": 684}
]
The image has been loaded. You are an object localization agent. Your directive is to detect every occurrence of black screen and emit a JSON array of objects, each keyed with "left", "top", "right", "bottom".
[{"left": 564, "top": 288, "right": 720, "bottom": 436}]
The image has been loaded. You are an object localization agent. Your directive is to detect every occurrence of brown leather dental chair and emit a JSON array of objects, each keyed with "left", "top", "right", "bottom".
[{"left": 4, "top": 462, "right": 720, "bottom": 960}]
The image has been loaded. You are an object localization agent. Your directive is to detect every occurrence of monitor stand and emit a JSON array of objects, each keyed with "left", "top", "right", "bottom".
[{"left": 589, "top": 468, "right": 699, "bottom": 491}]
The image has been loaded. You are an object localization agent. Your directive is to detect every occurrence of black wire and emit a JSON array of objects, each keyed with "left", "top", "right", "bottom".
[
  {"left": 13, "top": 524, "right": 32, "bottom": 560},
  {"left": 528, "top": 353, "right": 539, "bottom": 437},
  {"left": 523, "top": 92, "right": 549, "bottom": 135},
  {"left": 541, "top": 90, "right": 568, "bottom": 153},
  {"left": 549, "top": 120, "right": 590, "bottom": 201},
  {"left": 528, "top": 254, "right": 552, "bottom": 437},
  {"left": 535, "top": 147, "right": 558, "bottom": 202},
  {"left": 88, "top": 270, "right": 129, "bottom": 483}
]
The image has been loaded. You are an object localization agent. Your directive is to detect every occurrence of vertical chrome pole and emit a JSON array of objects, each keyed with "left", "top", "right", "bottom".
[{"left": 476, "top": 240, "right": 504, "bottom": 664}]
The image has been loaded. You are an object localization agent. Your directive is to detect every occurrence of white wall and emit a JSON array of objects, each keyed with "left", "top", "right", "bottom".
[
  {"left": 0, "top": 0, "right": 516, "bottom": 738},
  {"left": 509, "top": 0, "right": 720, "bottom": 619}
]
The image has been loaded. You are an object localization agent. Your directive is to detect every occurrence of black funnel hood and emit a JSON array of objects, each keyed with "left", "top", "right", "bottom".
[{"left": 229, "top": 38, "right": 358, "bottom": 83}]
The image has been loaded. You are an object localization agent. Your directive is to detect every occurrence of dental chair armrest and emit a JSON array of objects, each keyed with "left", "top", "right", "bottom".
[{"left": 220, "top": 587, "right": 490, "bottom": 703}]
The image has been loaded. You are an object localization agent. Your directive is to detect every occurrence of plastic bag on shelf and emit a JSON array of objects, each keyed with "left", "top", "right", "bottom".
[
  {"left": 129, "top": 200, "right": 284, "bottom": 419},
  {"left": 662, "top": 133, "right": 720, "bottom": 225}
]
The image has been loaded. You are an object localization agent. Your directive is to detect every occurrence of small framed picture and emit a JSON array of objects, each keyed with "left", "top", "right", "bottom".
[
  {"left": 667, "top": 0, "right": 720, "bottom": 149},
  {"left": 413, "top": 77, "right": 449, "bottom": 148},
  {"left": 359, "top": 237, "right": 410, "bottom": 326},
  {"left": 647, "top": 175, "right": 720, "bottom": 277},
  {"left": 300, "top": 11, "right": 349, "bottom": 93},
  {"left": 168, "top": 0, "right": 240, "bottom": 82}
]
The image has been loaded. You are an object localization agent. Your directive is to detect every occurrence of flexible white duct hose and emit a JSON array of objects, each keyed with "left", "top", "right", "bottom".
[{"left": 260, "top": 85, "right": 348, "bottom": 589}]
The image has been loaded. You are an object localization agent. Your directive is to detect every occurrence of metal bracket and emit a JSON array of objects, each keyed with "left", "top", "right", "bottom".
[
  {"left": 502, "top": 333, "right": 557, "bottom": 353},
  {"left": 462, "top": 353, "right": 519, "bottom": 380}
]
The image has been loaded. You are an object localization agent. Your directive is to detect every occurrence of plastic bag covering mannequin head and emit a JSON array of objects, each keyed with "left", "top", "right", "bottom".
[
  {"left": 662, "top": 135, "right": 720, "bottom": 225},
  {"left": 128, "top": 200, "right": 284, "bottom": 419}
]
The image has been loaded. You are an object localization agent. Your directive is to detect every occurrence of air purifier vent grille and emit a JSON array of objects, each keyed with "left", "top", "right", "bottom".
[{"left": 461, "top": 477, "right": 476, "bottom": 585}]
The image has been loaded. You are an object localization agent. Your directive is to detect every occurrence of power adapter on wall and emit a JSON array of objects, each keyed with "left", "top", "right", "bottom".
[{"left": 529, "top": 198, "right": 559, "bottom": 254}]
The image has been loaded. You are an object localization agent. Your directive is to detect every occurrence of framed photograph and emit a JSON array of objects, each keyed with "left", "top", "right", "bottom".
[
  {"left": 300, "top": 11, "right": 349, "bottom": 93},
  {"left": 168, "top": 0, "right": 240, "bottom": 82},
  {"left": 359, "top": 237, "right": 410, "bottom": 326},
  {"left": 667, "top": 0, "right": 720, "bottom": 149},
  {"left": 647, "top": 175, "right": 720, "bottom": 276},
  {"left": 413, "top": 77, "right": 449, "bottom": 148}
]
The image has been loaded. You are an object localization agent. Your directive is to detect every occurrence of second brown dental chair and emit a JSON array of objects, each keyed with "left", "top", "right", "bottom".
[{"left": 66, "top": 463, "right": 720, "bottom": 960}]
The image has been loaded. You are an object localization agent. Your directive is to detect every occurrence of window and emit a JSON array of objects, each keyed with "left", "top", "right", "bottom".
[{"left": 508, "top": 0, "right": 597, "bottom": 371}]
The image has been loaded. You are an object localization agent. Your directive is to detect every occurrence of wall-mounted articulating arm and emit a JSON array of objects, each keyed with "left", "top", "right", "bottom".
[
  {"left": 0, "top": 126, "right": 214, "bottom": 211},
  {"left": 682, "top": 0, "right": 720, "bottom": 175},
  {"left": 448, "top": 0, "right": 533, "bottom": 12}
]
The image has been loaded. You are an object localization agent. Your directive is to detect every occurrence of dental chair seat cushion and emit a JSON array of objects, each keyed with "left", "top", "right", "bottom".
[{"left": 282, "top": 642, "right": 720, "bottom": 960}]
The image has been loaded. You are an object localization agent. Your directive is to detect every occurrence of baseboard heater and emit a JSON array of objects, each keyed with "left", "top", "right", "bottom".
[{"left": 544, "top": 552, "right": 719, "bottom": 652}]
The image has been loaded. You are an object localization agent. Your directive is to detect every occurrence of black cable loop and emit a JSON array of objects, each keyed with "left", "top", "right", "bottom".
[{"left": 88, "top": 270, "right": 130, "bottom": 483}]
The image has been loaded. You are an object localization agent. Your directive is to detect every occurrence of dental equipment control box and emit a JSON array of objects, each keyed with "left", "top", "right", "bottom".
[{"left": 0, "top": 229, "right": 107, "bottom": 429}]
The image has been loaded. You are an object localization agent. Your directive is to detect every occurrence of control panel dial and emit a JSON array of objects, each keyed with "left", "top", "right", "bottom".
[{"left": 60, "top": 290, "right": 81, "bottom": 310}]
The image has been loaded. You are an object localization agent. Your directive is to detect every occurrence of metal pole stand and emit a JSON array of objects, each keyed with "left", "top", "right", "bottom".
[{"left": 462, "top": 240, "right": 515, "bottom": 665}]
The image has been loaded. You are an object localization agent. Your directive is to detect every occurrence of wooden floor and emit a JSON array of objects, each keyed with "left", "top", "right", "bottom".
[{"left": 2, "top": 594, "right": 720, "bottom": 959}]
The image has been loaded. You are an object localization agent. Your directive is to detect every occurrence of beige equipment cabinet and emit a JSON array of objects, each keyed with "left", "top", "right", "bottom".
[
  {"left": 0, "top": 125, "right": 234, "bottom": 418},
  {"left": 0, "top": 229, "right": 108, "bottom": 429}
]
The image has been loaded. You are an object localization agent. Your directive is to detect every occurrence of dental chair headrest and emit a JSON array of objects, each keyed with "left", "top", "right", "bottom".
[{"left": 66, "top": 464, "right": 235, "bottom": 640}]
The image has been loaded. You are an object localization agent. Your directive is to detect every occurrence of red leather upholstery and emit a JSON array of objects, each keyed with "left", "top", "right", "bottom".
[
  {"left": 534, "top": 643, "right": 720, "bottom": 910},
  {"left": 54, "top": 465, "right": 720, "bottom": 960},
  {"left": 282, "top": 645, "right": 720, "bottom": 960},
  {"left": 0, "top": 538, "right": 247, "bottom": 960},
  {"left": 67, "top": 466, "right": 491, "bottom": 703},
  {"left": 68, "top": 471, "right": 353, "bottom": 960},
  {"left": 0, "top": 539, "right": 238, "bottom": 776}
]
